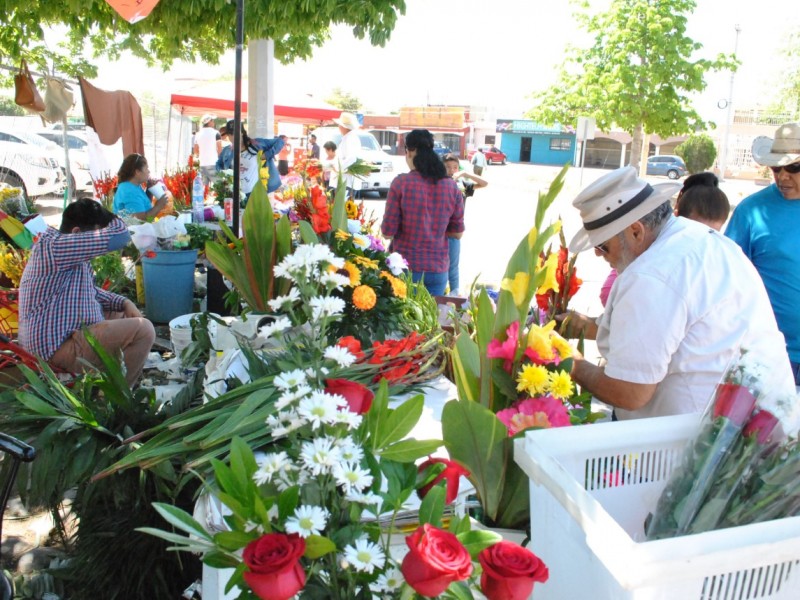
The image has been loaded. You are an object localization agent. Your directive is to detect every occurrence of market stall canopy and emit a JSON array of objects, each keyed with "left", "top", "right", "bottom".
[{"left": 170, "top": 80, "right": 341, "bottom": 124}]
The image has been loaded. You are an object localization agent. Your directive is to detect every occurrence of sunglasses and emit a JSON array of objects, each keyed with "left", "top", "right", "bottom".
[
  {"left": 770, "top": 163, "right": 800, "bottom": 175},
  {"left": 595, "top": 242, "right": 610, "bottom": 254}
]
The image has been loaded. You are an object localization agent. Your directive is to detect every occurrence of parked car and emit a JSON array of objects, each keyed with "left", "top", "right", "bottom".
[
  {"left": 0, "top": 140, "right": 62, "bottom": 198},
  {"left": 35, "top": 130, "right": 94, "bottom": 196},
  {"left": 467, "top": 145, "right": 507, "bottom": 165},
  {"left": 312, "top": 127, "right": 395, "bottom": 196},
  {"left": 433, "top": 142, "right": 452, "bottom": 156},
  {"left": 646, "top": 155, "right": 687, "bottom": 180}
]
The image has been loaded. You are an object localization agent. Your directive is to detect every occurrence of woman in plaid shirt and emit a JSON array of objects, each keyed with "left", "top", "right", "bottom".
[{"left": 381, "top": 129, "right": 464, "bottom": 295}]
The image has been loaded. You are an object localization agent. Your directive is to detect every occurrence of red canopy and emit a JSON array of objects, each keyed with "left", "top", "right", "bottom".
[{"left": 170, "top": 91, "right": 341, "bottom": 124}]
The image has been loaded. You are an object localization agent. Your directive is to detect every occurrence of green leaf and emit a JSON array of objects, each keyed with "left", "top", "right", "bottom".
[
  {"left": 304, "top": 535, "right": 336, "bottom": 559},
  {"left": 214, "top": 530, "right": 256, "bottom": 552},
  {"left": 151, "top": 503, "right": 213, "bottom": 541},
  {"left": 278, "top": 486, "right": 300, "bottom": 521},
  {"left": 456, "top": 529, "right": 502, "bottom": 559},
  {"left": 377, "top": 394, "right": 424, "bottom": 447},
  {"left": 298, "top": 220, "right": 320, "bottom": 244},
  {"left": 443, "top": 580, "right": 476, "bottom": 600},
  {"left": 418, "top": 483, "right": 445, "bottom": 528},
  {"left": 379, "top": 438, "right": 442, "bottom": 462},
  {"left": 203, "top": 550, "right": 242, "bottom": 569}
]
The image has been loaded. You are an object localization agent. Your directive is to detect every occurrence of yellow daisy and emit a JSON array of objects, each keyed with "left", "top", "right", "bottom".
[
  {"left": 516, "top": 364, "right": 550, "bottom": 395},
  {"left": 501, "top": 271, "right": 530, "bottom": 307},
  {"left": 335, "top": 230, "right": 351, "bottom": 241},
  {"left": 352, "top": 255, "right": 379, "bottom": 270},
  {"left": 342, "top": 261, "right": 361, "bottom": 286},
  {"left": 548, "top": 370, "right": 574, "bottom": 400}
]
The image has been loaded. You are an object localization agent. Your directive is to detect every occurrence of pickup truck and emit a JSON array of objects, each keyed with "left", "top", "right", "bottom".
[{"left": 312, "top": 127, "right": 396, "bottom": 197}]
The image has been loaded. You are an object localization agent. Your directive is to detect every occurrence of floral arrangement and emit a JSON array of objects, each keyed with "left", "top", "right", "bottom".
[
  {"left": 210, "top": 169, "right": 245, "bottom": 208},
  {"left": 442, "top": 166, "right": 599, "bottom": 530},
  {"left": 92, "top": 172, "right": 118, "bottom": 211},
  {"left": 0, "top": 243, "right": 29, "bottom": 288},
  {"left": 646, "top": 349, "right": 800, "bottom": 539},
  {"left": 162, "top": 155, "right": 201, "bottom": 211},
  {"left": 143, "top": 241, "right": 550, "bottom": 599},
  {"left": 534, "top": 230, "right": 582, "bottom": 324},
  {"left": 0, "top": 185, "right": 33, "bottom": 219}
]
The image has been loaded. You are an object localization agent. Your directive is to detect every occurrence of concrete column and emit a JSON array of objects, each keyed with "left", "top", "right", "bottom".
[
  {"left": 247, "top": 39, "right": 275, "bottom": 138},
  {"left": 620, "top": 143, "right": 627, "bottom": 167}
]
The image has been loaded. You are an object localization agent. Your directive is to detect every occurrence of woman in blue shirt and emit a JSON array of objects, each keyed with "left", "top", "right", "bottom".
[{"left": 113, "top": 154, "right": 169, "bottom": 220}]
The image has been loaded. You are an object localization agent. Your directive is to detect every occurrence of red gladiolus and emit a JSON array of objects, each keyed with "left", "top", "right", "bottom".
[
  {"left": 479, "top": 541, "right": 549, "bottom": 600},
  {"left": 401, "top": 524, "right": 473, "bottom": 597},
  {"left": 743, "top": 409, "right": 783, "bottom": 445},
  {"left": 325, "top": 378, "right": 374, "bottom": 414},
  {"left": 143, "top": 250, "right": 157, "bottom": 259},
  {"left": 336, "top": 336, "right": 364, "bottom": 361},
  {"left": 417, "top": 457, "right": 470, "bottom": 504},
  {"left": 242, "top": 533, "right": 306, "bottom": 600},
  {"left": 712, "top": 383, "right": 758, "bottom": 426}
]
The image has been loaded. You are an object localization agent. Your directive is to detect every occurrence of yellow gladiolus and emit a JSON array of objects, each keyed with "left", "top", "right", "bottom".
[
  {"left": 527, "top": 226, "right": 537, "bottom": 250},
  {"left": 501, "top": 271, "right": 530, "bottom": 307},
  {"left": 526, "top": 321, "right": 557, "bottom": 362},
  {"left": 551, "top": 333, "right": 573, "bottom": 360},
  {"left": 536, "top": 252, "right": 560, "bottom": 295}
]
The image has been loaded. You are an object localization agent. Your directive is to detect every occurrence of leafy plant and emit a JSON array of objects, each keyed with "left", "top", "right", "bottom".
[{"left": 675, "top": 133, "right": 718, "bottom": 174}]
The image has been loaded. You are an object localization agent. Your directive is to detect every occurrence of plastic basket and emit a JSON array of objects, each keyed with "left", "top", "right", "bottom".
[{"left": 514, "top": 414, "right": 800, "bottom": 600}]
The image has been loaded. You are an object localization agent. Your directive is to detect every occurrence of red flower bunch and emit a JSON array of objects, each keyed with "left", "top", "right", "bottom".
[
  {"left": 92, "top": 172, "right": 118, "bottom": 203},
  {"left": 162, "top": 155, "right": 200, "bottom": 211},
  {"left": 368, "top": 331, "right": 425, "bottom": 383},
  {"left": 401, "top": 524, "right": 473, "bottom": 596},
  {"left": 479, "top": 540, "right": 549, "bottom": 600},
  {"left": 535, "top": 244, "right": 582, "bottom": 320},
  {"left": 294, "top": 185, "right": 331, "bottom": 234},
  {"left": 293, "top": 157, "right": 322, "bottom": 182}
]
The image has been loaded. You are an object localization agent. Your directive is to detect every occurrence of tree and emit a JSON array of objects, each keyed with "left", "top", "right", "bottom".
[
  {"left": 0, "top": 96, "right": 25, "bottom": 116},
  {"left": 325, "top": 87, "right": 362, "bottom": 112},
  {"left": 676, "top": 133, "right": 717, "bottom": 174},
  {"left": 768, "top": 31, "right": 800, "bottom": 120},
  {"left": 527, "top": 0, "right": 735, "bottom": 169},
  {"left": 0, "top": 1, "right": 406, "bottom": 74}
]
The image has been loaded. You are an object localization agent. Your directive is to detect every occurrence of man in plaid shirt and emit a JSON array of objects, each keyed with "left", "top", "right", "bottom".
[{"left": 18, "top": 199, "right": 155, "bottom": 386}]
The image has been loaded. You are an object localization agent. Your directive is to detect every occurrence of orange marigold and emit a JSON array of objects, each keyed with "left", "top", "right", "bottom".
[{"left": 352, "top": 285, "right": 377, "bottom": 310}]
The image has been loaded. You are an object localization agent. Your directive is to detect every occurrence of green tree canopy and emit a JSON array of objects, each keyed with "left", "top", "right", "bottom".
[
  {"left": 0, "top": 0, "right": 406, "bottom": 76},
  {"left": 527, "top": 0, "right": 735, "bottom": 168},
  {"left": 676, "top": 133, "right": 717, "bottom": 173},
  {"left": 325, "top": 87, "right": 362, "bottom": 112}
]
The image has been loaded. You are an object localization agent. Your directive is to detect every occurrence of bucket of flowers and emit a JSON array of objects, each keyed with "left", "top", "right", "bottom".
[
  {"left": 441, "top": 166, "right": 603, "bottom": 532},
  {"left": 141, "top": 240, "right": 551, "bottom": 599}
]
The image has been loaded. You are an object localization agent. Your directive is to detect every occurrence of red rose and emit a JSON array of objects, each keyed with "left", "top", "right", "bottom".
[
  {"left": 417, "top": 457, "right": 470, "bottom": 504},
  {"left": 242, "top": 533, "right": 306, "bottom": 600},
  {"left": 401, "top": 524, "right": 473, "bottom": 597},
  {"left": 479, "top": 540, "right": 549, "bottom": 600},
  {"left": 337, "top": 336, "right": 364, "bottom": 361},
  {"left": 325, "top": 378, "right": 374, "bottom": 414},
  {"left": 743, "top": 409, "right": 783, "bottom": 445},
  {"left": 712, "top": 383, "right": 757, "bottom": 426}
]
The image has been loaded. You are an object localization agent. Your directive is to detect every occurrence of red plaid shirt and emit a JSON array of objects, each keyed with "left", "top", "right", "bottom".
[
  {"left": 381, "top": 171, "right": 465, "bottom": 272},
  {"left": 18, "top": 219, "right": 131, "bottom": 360}
]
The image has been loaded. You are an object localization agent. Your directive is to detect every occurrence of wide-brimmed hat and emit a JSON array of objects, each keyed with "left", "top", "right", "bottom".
[
  {"left": 201, "top": 113, "right": 217, "bottom": 125},
  {"left": 333, "top": 112, "right": 360, "bottom": 130},
  {"left": 751, "top": 122, "right": 800, "bottom": 167},
  {"left": 569, "top": 166, "right": 681, "bottom": 253}
]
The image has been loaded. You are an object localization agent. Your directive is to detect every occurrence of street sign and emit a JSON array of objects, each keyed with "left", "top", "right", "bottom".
[{"left": 576, "top": 117, "right": 596, "bottom": 142}]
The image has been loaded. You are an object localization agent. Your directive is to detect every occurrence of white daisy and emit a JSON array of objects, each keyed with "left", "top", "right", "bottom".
[
  {"left": 332, "top": 409, "right": 362, "bottom": 430},
  {"left": 275, "top": 384, "right": 312, "bottom": 410},
  {"left": 319, "top": 271, "right": 350, "bottom": 290},
  {"left": 273, "top": 261, "right": 295, "bottom": 283},
  {"left": 267, "top": 288, "right": 301, "bottom": 312},
  {"left": 345, "top": 490, "right": 383, "bottom": 510},
  {"left": 274, "top": 369, "right": 308, "bottom": 391},
  {"left": 309, "top": 296, "right": 346, "bottom": 321},
  {"left": 333, "top": 461, "right": 373, "bottom": 494},
  {"left": 258, "top": 316, "right": 292, "bottom": 339},
  {"left": 284, "top": 505, "right": 329, "bottom": 538},
  {"left": 324, "top": 345, "right": 357, "bottom": 368},
  {"left": 253, "top": 451, "right": 290, "bottom": 485},
  {"left": 297, "top": 391, "right": 343, "bottom": 429},
  {"left": 335, "top": 439, "right": 364, "bottom": 463},
  {"left": 300, "top": 437, "right": 341, "bottom": 475},
  {"left": 352, "top": 233, "right": 371, "bottom": 249},
  {"left": 343, "top": 539, "right": 385, "bottom": 574},
  {"left": 371, "top": 566, "right": 404, "bottom": 593}
]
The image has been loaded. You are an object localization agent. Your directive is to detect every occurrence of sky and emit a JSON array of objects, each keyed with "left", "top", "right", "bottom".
[{"left": 89, "top": 0, "right": 800, "bottom": 123}]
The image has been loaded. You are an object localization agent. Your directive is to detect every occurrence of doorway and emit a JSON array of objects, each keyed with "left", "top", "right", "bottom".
[{"left": 520, "top": 137, "right": 532, "bottom": 162}]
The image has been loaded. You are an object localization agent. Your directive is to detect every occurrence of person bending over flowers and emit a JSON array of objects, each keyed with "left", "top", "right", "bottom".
[{"left": 18, "top": 199, "right": 155, "bottom": 386}]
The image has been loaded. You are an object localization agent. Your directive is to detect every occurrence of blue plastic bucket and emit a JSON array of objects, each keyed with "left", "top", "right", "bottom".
[{"left": 141, "top": 249, "right": 199, "bottom": 323}]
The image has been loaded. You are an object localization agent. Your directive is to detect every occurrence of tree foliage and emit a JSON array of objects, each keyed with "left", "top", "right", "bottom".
[
  {"left": 325, "top": 87, "right": 362, "bottom": 112},
  {"left": 770, "top": 31, "right": 800, "bottom": 120},
  {"left": 676, "top": 133, "right": 717, "bottom": 174},
  {"left": 0, "top": 0, "right": 406, "bottom": 76},
  {"left": 0, "top": 96, "right": 25, "bottom": 116},
  {"left": 527, "top": 0, "right": 735, "bottom": 168}
]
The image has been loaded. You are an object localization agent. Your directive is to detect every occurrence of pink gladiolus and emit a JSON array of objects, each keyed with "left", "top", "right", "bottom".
[
  {"left": 743, "top": 410, "right": 783, "bottom": 445},
  {"left": 487, "top": 321, "right": 520, "bottom": 372},
  {"left": 497, "top": 396, "right": 571, "bottom": 436},
  {"left": 712, "top": 383, "right": 758, "bottom": 426}
]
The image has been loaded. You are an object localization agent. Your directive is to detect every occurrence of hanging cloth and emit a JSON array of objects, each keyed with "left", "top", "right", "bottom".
[
  {"left": 79, "top": 77, "right": 145, "bottom": 157},
  {"left": 41, "top": 77, "right": 75, "bottom": 124}
]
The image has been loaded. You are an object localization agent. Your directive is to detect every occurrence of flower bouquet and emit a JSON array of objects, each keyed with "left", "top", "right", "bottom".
[
  {"left": 534, "top": 229, "right": 582, "bottom": 325},
  {"left": 163, "top": 155, "right": 200, "bottom": 212},
  {"left": 92, "top": 172, "right": 118, "bottom": 211},
  {"left": 646, "top": 349, "right": 800, "bottom": 539},
  {"left": 142, "top": 240, "right": 550, "bottom": 599},
  {"left": 442, "top": 166, "right": 601, "bottom": 530}
]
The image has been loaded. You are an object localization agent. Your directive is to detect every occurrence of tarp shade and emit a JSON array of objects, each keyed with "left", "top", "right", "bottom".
[{"left": 170, "top": 94, "right": 341, "bottom": 124}]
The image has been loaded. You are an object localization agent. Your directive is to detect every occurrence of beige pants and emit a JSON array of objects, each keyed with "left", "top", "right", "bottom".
[{"left": 50, "top": 313, "right": 155, "bottom": 387}]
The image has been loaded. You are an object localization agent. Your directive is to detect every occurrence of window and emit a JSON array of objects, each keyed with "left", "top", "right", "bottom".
[
  {"left": 549, "top": 138, "right": 571, "bottom": 151},
  {"left": 485, "top": 135, "right": 496, "bottom": 145}
]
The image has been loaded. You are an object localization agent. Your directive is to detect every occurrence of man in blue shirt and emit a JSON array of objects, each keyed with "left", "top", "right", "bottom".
[{"left": 725, "top": 123, "right": 800, "bottom": 385}]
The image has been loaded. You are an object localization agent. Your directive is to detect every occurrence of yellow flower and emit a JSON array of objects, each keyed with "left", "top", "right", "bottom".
[
  {"left": 501, "top": 271, "right": 530, "bottom": 307},
  {"left": 551, "top": 333, "right": 573, "bottom": 360},
  {"left": 536, "top": 252, "right": 560, "bottom": 295},
  {"left": 527, "top": 227, "right": 538, "bottom": 250},
  {"left": 342, "top": 261, "right": 361, "bottom": 286},
  {"left": 552, "top": 220, "right": 562, "bottom": 234},
  {"left": 548, "top": 370, "right": 574, "bottom": 400},
  {"left": 352, "top": 285, "right": 377, "bottom": 310},
  {"left": 259, "top": 167, "right": 270, "bottom": 185},
  {"left": 516, "top": 364, "right": 550, "bottom": 395},
  {"left": 390, "top": 277, "right": 407, "bottom": 299},
  {"left": 526, "top": 321, "right": 556, "bottom": 362},
  {"left": 352, "top": 255, "right": 379, "bottom": 270},
  {"left": 345, "top": 199, "right": 358, "bottom": 219},
  {"left": 335, "top": 230, "right": 351, "bottom": 241}
]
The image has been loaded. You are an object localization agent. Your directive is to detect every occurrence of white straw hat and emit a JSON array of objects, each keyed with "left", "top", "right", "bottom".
[
  {"left": 333, "top": 112, "right": 360, "bottom": 130},
  {"left": 751, "top": 122, "right": 800, "bottom": 167},
  {"left": 201, "top": 113, "right": 217, "bottom": 125},
  {"left": 569, "top": 166, "right": 681, "bottom": 252}
]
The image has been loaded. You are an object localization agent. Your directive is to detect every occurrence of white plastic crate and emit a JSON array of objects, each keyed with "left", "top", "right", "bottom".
[{"left": 514, "top": 414, "right": 800, "bottom": 600}]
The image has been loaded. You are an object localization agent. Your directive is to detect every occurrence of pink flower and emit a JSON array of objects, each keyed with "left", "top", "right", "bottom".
[
  {"left": 487, "top": 321, "right": 520, "bottom": 372},
  {"left": 496, "top": 396, "right": 571, "bottom": 436}
]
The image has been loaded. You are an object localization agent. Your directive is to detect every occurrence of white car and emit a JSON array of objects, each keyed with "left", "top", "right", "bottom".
[
  {"left": 35, "top": 130, "right": 94, "bottom": 196},
  {"left": 312, "top": 127, "right": 395, "bottom": 197},
  {"left": 0, "top": 140, "right": 62, "bottom": 198}
]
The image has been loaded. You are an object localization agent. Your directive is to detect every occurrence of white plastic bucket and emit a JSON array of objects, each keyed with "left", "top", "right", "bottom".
[{"left": 169, "top": 312, "right": 219, "bottom": 360}]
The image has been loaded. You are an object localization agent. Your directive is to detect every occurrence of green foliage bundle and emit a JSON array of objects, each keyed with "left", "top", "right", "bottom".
[{"left": 676, "top": 134, "right": 718, "bottom": 174}]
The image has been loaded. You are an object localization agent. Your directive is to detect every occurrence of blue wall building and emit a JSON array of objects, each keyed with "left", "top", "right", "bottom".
[{"left": 497, "top": 120, "right": 576, "bottom": 166}]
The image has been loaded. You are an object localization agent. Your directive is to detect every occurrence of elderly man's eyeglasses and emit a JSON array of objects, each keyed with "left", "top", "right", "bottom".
[
  {"left": 770, "top": 163, "right": 800, "bottom": 175},
  {"left": 595, "top": 242, "right": 610, "bottom": 254}
]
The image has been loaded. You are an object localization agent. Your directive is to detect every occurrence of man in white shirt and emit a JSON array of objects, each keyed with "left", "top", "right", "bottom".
[
  {"left": 562, "top": 167, "right": 795, "bottom": 419},
  {"left": 193, "top": 114, "right": 222, "bottom": 185},
  {"left": 334, "top": 111, "right": 363, "bottom": 194}
]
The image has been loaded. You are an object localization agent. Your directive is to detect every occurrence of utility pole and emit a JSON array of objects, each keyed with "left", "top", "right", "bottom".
[{"left": 718, "top": 24, "right": 741, "bottom": 182}]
